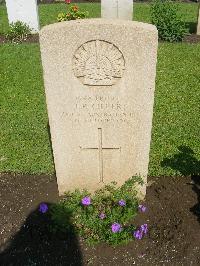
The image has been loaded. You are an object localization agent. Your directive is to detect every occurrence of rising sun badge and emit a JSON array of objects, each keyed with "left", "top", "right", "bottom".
[{"left": 73, "top": 40, "right": 125, "bottom": 86}]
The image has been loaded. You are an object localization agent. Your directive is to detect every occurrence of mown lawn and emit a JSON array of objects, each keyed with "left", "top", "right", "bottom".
[
  {"left": 0, "top": 3, "right": 200, "bottom": 176},
  {"left": 0, "top": 44, "right": 54, "bottom": 174}
]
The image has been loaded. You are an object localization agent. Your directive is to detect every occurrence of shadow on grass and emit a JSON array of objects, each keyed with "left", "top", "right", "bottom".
[
  {"left": 161, "top": 145, "right": 200, "bottom": 223},
  {"left": 185, "top": 22, "right": 197, "bottom": 34},
  {"left": 0, "top": 203, "right": 83, "bottom": 266}
]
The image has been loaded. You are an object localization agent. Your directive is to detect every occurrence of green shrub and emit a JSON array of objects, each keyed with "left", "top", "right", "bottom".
[
  {"left": 57, "top": 4, "right": 89, "bottom": 22},
  {"left": 49, "top": 176, "right": 145, "bottom": 246},
  {"left": 6, "top": 21, "right": 32, "bottom": 44},
  {"left": 151, "top": 0, "right": 187, "bottom": 42}
]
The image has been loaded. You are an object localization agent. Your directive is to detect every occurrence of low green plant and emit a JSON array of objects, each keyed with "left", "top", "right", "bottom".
[
  {"left": 49, "top": 176, "right": 145, "bottom": 245},
  {"left": 150, "top": 0, "right": 187, "bottom": 42},
  {"left": 6, "top": 21, "right": 32, "bottom": 43},
  {"left": 57, "top": 4, "right": 89, "bottom": 22}
]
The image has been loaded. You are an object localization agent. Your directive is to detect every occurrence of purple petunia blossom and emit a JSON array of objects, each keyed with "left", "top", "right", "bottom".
[
  {"left": 99, "top": 213, "right": 106, "bottom": 219},
  {"left": 138, "top": 204, "right": 147, "bottom": 212},
  {"left": 111, "top": 223, "right": 122, "bottom": 233},
  {"left": 81, "top": 196, "right": 91, "bottom": 206},
  {"left": 140, "top": 223, "right": 148, "bottom": 234},
  {"left": 133, "top": 223, "right": 148, "bottom": 240},
  {"left": 118, "top": 200, "right": 126, "bottom": 206},
  {"left": 133, "top": 229, "right": 143, "bottom": 240},
  {"left": 39, "top": 203, "right": 48, "bottom": 213}
]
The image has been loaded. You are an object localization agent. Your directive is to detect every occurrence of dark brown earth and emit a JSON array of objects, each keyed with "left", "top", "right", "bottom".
[
  {"left": 0, "top": 172, "right": 199, "bottom": 265},
  {"left": 183, "top": 33, "right": 200, "bottom": 43},
  {"left": 0, "top": 34, "right": 39, "bottom": 44}
]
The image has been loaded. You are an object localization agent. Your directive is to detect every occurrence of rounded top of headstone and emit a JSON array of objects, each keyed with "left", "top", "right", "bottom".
[{"left": 39, "top": 18, "right": 158, "bottom": 36}]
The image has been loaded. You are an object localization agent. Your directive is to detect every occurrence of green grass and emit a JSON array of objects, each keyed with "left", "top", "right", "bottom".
[
  {"left": 0, "top": 3, "right": 200, "bottom": 176},
  {"left": 0, "top": 3, "right": 9, "bottom": 34},
  {"left": 0, "top": 3, "right": 199, "bottom": 33},
  {"left": 40, "top": 3, "right": 101, "bottom": 27},
  {"left": 149, "top": 43, "right": 200, "bottom": 176},
  {"left": 0, "top": 44, "right": 54, "bottom": 173}
]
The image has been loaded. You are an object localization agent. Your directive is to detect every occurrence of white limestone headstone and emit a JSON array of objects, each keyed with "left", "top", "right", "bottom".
[
  {"left": 40, "top": 19, "right": 158, "bottom": 199},
  {"left": 5, "top": 0, "right": 39, "bottom": 33},
  {"left": 101, "top": 0, "right": 133, "bottom": 20},
  {"left": 197, "top": 5, "right": 200, "bottom": 35}
]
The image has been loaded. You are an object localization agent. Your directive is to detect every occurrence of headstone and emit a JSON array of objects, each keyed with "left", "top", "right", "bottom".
[
  {"left": 40, "top": 19, "right": 158, "bottom": 198},
  {"left": 101, "top": 0, "right": 133, "bottom": 20},
  {"left": 5, "top": 0, "right": 39, "bottom": 33},
  {"left": 197, "top": 6, "right": 200, "bottom": 35}
]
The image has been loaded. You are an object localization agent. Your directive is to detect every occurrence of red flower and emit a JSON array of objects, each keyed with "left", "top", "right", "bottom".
[
  {"left": 72, "top": 5, "right": 78, "bottom": 12},
  {"left": 65, "top": 0, "right": 71, "bottom": 4}
]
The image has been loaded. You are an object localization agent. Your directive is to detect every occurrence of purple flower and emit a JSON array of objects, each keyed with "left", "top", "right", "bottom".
[
  {"left": 111, "top": 223, "right": 122, "bottom": 233},
  {"left": 118, "top": 199, "right": 126, "bottom": 206},
  {"left": 133, "top": 229, "right": 143, "bottom": 240},
  {"left": 99, "top": 213, "right": 106, "bottom": 219},
  {"left": 138, "top": 204, "right": 147, "bottom": 212},
  {"left": 140, "top": 223, "right": 148, "bottom": 234},
  {"left": 81, "top": 196, "right": 91, "bottom": 206},
  {"left": 39, "top": 203, "right": 48, "bottom": 213},
  {"left": 133, "top": 223, "right": 148, "bottom": 240}
]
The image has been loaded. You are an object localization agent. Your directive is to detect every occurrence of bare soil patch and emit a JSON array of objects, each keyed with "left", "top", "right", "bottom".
[
  {"left": 0, "top": 34, "right": 39, "bottom": 44},
  {"left": 0, "top": 173, "right": 199, "bottom": 265},
  {"left": 183, "top": 33, "right": 200, "bottom": 43}
]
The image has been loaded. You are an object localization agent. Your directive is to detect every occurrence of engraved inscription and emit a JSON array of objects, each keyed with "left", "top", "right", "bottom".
[
  {"left": 73, "top": 40, "right": 125, "bottom": 86},
  {"left": 62, "top": 95, "right": 135, "bottom": 124}
]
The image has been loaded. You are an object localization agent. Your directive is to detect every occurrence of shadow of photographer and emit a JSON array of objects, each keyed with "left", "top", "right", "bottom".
[
  {"left": 0, "top": 203, "right": 83, "bottom": 266},
  {"left": 161, "top": 145, "right": 200, "bottom": 223}
]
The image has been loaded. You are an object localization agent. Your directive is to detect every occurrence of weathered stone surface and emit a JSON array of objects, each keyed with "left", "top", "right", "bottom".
[
  {"left": 5, "top": 0, "right": 39, "bottom": 33},
  {"left": 101, "top": 0, "right": 133, "bottom": 20},
  {"left": 197, "top": 6, "right": 200, "bottom": 35},
  {"left": 40, "top": 19, "right": 158, "bottom": 198}
]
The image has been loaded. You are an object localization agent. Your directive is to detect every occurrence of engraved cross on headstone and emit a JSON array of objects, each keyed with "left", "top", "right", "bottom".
[{"left": 80, "top": 128, "right": 121, "bottom": 183}]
